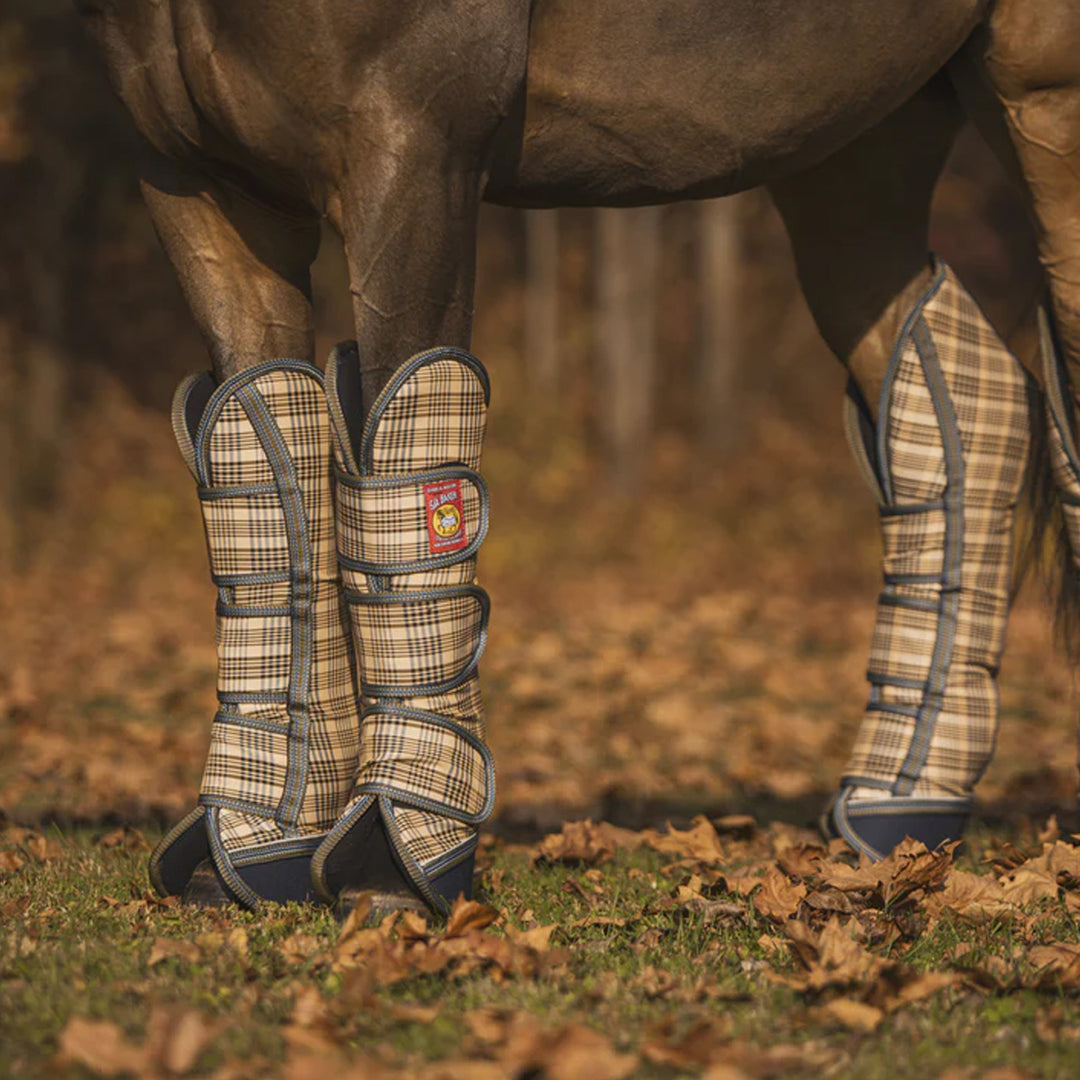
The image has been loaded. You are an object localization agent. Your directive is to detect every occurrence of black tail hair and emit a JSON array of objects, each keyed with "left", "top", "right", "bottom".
[{"left": 1015, "top": 374, "right": 1080, "bottom": 663}]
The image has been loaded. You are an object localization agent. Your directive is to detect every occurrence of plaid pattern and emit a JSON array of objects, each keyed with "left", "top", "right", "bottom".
[
  {"left": 326, "top": 347, "right": 493, "bottom": 890},
  {"left": 843, "top": 262, "right": 1031, "bottom": 800},
  {"left": 157, "top": 361, "right": 359, "bottom": 874},
  {"left": 335, "top": 472, "right": 485, "bottom": 572},
  {"left": 348, "top": 589, "right": 486, "bottom": 692}
]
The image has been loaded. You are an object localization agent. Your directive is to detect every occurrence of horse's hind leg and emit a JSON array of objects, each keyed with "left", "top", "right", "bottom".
[
  {"left": 769, "top": 80, "right": 1035, "bottom": 859},
  {"left": 139, "top": 155, "right": 363, "bottom": 909},
  {"left": 963, "top": 2, "right": 1080, "bottom": 648}
]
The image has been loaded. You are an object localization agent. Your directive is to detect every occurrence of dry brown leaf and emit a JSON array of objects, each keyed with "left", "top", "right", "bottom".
[
  {"left": 504, "top": 923, "right": 556, "bottom": 951},
  {"left": 642, "top": 815, "right": 725, "bottom": 864},
  {"left": 752, "top": 866, "right": 807, "bottom": 922},
  {"left": 513, "top": 1023, "right": 637, "bottom": 1080},
  {"left": 445, "top": 898, "right": 500, "bottom": 938},
  {"left": 531, "top": 820, "right": 643, "bottom": 866},
  {"left": 998, "top": 841, "right": 1080, "bottom": 905},
  {"left": 56, "top": 1017, "right": 147, "bottom": 1076},
  {"left": 819, "top": 838, "right": 954, "bottom": 908},
  {"left": 145, "top": 1006, "right": 218, "bottom": 1076},
  {"left": 55, "top": 1007, "right": 218, "bottom": 1078},
  {"left": 776, "top": 844, "right": 826, "bottom": 878},
  {"left": 820, "top": 997, "right": 883, "bottom": 1031},
  {"left": 384, "top": 1001, "right": 441, "bottom": 1024},
  {"left": 713, "top": 814, "right": 756, "bottom": 836},
  {"left": 97, "top": 827, "right": 150, "bottom": 852},
  {"left": 278, "top": 932, "right": 324, "bottom": 965},
  {"left": 146, "top": 937, "right": 200, "bottom": 967},
  {"left": 1028, "top": 941, "right": 1080, "bottom": 988},
  {"left": 0, "top": 849, "right": 26, "bottom": 875},
  {"left": 925, "top": 870, "right": 1016, "bottom": 924}
]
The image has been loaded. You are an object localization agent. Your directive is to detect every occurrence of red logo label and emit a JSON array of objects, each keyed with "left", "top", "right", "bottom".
[{"left": 423, "top": 479, "right": 468, "bottom": 554}]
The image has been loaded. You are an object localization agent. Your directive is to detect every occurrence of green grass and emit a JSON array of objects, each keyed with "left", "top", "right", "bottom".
[{"left": 3, "top": 830, "right": 1080, "bottom": 1078}]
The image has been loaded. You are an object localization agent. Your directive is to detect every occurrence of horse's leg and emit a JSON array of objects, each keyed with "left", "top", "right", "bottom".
[
  {"left": 141, "top": 154, "right": 362, "bottom": 908},
  {"left": 309, "top": 123, "right": 503, "bottom": 918},
  {"left": 138, "top": 154, "right": 320, "bottom": 376},
  {"left": 959, "top": 2, "right": 1080, "bottom": 653},
  {"left": 769, "top": 80, "right": 1036, "bottom": 859}
]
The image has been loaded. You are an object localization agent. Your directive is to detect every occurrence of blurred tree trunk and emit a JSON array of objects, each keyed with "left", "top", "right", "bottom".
[
  {"left": 0, "top": 325, "right": 14, "bottom": 573},
  {"left": 697, "top": 196, "right": 743, "bottom": 453},
  {"left": 596, "top": 206, "right": 661, "bottom": 493},
  {"left": 524, "top": 209, "right": 559, "bottom": 397}
]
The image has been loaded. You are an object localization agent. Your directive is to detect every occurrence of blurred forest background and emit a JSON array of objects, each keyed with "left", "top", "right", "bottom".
[{"left": 0, "top": 3, "right": 1074, "bottom": 840}]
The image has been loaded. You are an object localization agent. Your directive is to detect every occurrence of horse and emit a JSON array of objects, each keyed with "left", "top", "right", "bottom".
[{"left": 73, "top": 0, "right": 1080, "bottom": 913}]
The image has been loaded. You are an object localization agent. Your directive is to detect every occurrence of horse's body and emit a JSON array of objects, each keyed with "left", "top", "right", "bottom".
[
  {"left": 72, "top": 0, "right": 1080, "bottom": 884},
  {"left": 80, "top": 0, "right": 979, "bottom": 207}
]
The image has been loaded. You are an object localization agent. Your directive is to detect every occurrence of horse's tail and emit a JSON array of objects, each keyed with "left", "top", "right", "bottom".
[{"left": 1015, "top": 375, "right": 1080, "bottom": 662}]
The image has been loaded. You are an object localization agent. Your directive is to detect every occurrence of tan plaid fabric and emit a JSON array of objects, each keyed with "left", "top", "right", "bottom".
[
  {"left": 323, "top": 346, "right": 494, "bottom": 909},
  {"left": 842, "top": 262, "right": 1031, "bottom": 801},
  {"left": 154, "top": 360, "right": 359, "bottom": 900}
]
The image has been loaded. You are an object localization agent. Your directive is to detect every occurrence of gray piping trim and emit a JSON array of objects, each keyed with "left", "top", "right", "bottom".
[
  {"left": 199, "top": 483, "right": 280, "bottom": 501},
  {"left": 211, "top": 570, "right": 291, "bottom": 587},
  {"left": 211, "top": 710, "right": 293, "bottom": 736},
  {"left": 894, "top": 317, "right": 964, "bottom": 794},
  {"left": 218, "top": 691, "right": 289, "bottom": 706},
  {"left": 235, "top": 380, "right": 315, "bottom": 833},
  {"left": 422, "top": 834, "right": 479, "bottom": 877},
  {"left": 230, "top": 834, "right": 323, "bottom": 866},
  {"left": 216, "top": 603, "right": 292, "bottom": 618},
  {"left": 172, "top": 373, "right": 209, "bottom": 478},
  {"left": 879, "top": 500, "right": 946, "bottom": 518},
  {"left": 378, "top": 794, "right": 448, "bottom": 915},
  {"left": 205, "top": 807, "right": 262, "bottom": 909}
]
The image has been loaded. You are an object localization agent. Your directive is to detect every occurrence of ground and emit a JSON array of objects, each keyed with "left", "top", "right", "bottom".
[{"left": 2, "top": 336, "right": 1080, "bottom": 1078}]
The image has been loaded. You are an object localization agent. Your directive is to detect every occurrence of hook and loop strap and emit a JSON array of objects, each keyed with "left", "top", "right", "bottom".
[
  {"left": 352, "top": 705, "right": 495, "bottom": 825},
  {"left": 335, "top": 465, "right": 489, "bottom": 576},
  {"left": 342, "top": 584, "right": 489, "bottom": 698}
]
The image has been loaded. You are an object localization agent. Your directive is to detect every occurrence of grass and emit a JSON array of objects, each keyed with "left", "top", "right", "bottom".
[{"left": 4, "top": 828, "right": 1080, "bottom": 1079}]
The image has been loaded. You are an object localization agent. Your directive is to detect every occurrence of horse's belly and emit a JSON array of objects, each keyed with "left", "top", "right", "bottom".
[{"left": 486, "top": 0, "right": 983, "bottom": 205}]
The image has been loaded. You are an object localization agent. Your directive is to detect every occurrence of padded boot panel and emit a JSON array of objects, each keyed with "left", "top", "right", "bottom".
[
  {"left": 320, "top": 802, "right": 416, "bottom": 901},
  {"left": 235, "top": 855, "right": 317, "bottom": 905},
  {"left": 152, "top": 811, "right": 210, "bottom": 898},
  {"left": 840, "top": 803, "right": 968, "bottom": 858},
  {"left": 429, "top": 852, "right": 476, "bottom": 909}
]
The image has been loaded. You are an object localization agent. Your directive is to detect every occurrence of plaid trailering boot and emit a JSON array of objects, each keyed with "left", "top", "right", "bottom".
[
  {"left": 824, "top": 261, "right": 1033, "bottom": 859},
  {"left": 149, "top": 360, "right": 359, "bottom": 907},
  {"left": 311, "top": 345, "right": 495, "bottom": 916}
]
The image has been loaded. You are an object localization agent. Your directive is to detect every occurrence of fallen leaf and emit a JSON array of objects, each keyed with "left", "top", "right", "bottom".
[
  {"left": 820, "top": 997, "right": 883, "bottom": 1031},
  {"left": 531, "top": 820, "right": 643, "bottom": 866},
  {"left": 446, "top": 898, "right": 499, "bottom": 938},
  {"left": 147, "top": 937, "right": 200, "bottom": 967},
  {"left": 752, "top": 866, "right": 807, "bottom": 922},
  {"left": 56, "top": 1017, "right": 146, "bottom": 1076}
]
